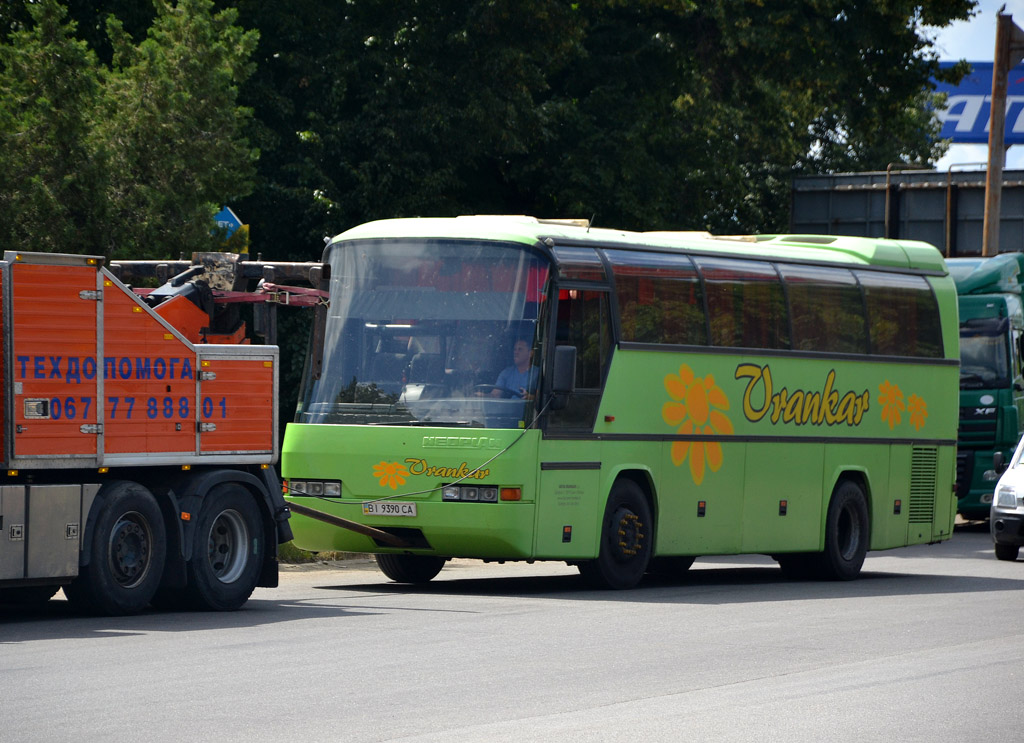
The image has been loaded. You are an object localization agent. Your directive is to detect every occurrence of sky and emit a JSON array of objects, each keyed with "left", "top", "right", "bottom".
[{"left": 931, "top": 0, "right": 1024, "bottom": 169}]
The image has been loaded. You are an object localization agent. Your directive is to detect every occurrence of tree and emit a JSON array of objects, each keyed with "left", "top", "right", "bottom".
[
  {"left": 3, "top": 0, "right": 978, "bottom": 257},
  {"left": 221, "top": 0, "right": 974, "bottom": 252},
  {"left": 0, "top": 0, "right": 109, "bottom": 253},
  {"left": 99, "top": 0, "right": 259, "bottom": 258},
  {"left": 0, "top": 0, "right": 259, "bottom": 259}
]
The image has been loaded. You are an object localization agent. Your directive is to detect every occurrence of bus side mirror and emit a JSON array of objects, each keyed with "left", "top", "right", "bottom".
[{"left": 550, "top": 345, "right": 576, "bottom": 410}]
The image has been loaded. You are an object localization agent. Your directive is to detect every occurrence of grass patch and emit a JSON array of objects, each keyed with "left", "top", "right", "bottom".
[{"left": 277, "top": 540, "right": 353, "bottom": 563}]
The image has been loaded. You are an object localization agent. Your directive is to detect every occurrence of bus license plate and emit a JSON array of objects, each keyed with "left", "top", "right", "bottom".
[{"left": 362, "top": 501, "right": 417, "bottom": 517}]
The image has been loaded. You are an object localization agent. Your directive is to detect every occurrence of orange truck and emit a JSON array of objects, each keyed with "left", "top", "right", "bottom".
[{"left": 0, "top": 250, "right": 324, "bottom": 614}]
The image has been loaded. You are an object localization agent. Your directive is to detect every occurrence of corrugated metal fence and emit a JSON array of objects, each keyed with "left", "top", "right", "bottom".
[{"left": 790, "top": 169, "right": 1024, "bottom": 255}]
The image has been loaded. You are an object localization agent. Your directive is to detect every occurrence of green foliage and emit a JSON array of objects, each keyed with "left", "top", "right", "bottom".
[
  {"left": 222, "top": 0, "right": 975, "bottom": 251},
  {"left": 2, "top": 0, "right": 977, "bottom": 258},
  {"left": 100, "top": 0, "right": 259, "bottom": 258},
  {"left": 0, "top": 0, "right": 258, "bottom": 259},
  {"left": 0, "top": 0, "right": 108, "bottom": 253}
]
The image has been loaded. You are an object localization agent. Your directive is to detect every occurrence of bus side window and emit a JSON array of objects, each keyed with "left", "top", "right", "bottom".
[
  {"left": 548, "top": 289, "right": 612, "bottom": 431},
  {"left": 856, "top": 271, "right": 943, "bottom": 357},
  {"left": 778, "top": 264, "right": 868, "bottom": 354},
  {"left": 606, "top": 249, "right": 706, "bottom": 346},
  {"left": 695, "top": 256, "right": 789, "bottom": 350}
]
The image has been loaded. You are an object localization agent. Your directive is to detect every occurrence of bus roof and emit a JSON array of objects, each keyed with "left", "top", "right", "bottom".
[{"left": 330, "top": 216, "right": 947, "bottom": 273}]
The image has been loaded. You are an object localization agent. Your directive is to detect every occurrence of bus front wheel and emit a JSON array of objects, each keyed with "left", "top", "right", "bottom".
[
  {"left": 813, "top": 480, "right": 869, "bottom": 580},
  {"left": 375, "top": 554, "right": 446, "bottom": 583},
  {"left": 578, "top": 479, "right": 653, "bottom": 589}
]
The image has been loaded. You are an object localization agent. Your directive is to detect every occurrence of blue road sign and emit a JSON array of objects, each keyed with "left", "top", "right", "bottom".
[
  {"left": 935, "top": 61, "right": 1024, "bottom": 145},
  {"left": 214, "top": 206, "right": 243, "bottom": 237}
]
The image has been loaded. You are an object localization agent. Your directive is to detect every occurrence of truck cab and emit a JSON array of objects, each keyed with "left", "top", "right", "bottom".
[{"left": 948, "top": 254, "right": 1024, "bottom": 520}]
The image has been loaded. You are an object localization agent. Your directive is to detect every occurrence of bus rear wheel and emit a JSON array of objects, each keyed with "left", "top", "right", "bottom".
[
  {"left": 375, "top": 554, "right": 446, "bottom": 583},
  {"left": 578, "top": 479, "right": 653, "bottom": 589},
  {"left": 812, "top": 480, "right": 869, "bottom": 580}
]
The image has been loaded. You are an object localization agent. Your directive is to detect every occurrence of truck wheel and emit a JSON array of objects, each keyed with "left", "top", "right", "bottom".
[
  {"left": 63, "top": 481, "right": 166, "bottom": 615},
  {"left": 811, "top": 480, "right": 869, "bottom": 580},
  {"left": 994, "top": 542, "right": 1020, "bottom": 561},
  {"left": 184, "top": 484, "right": 264, "bottom": 611},
  {"left": 375, "top": 554, "right": 446, "bottom": 583},
  {"left": 578, "top": 479, "right": 653, "bottom": 589}
]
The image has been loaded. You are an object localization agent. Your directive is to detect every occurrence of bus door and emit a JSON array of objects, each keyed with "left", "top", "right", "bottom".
[{"left": 536, "top": 283, "right": 613, "bottom": 559}]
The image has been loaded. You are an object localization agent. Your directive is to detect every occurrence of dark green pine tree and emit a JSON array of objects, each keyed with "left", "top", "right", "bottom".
[{"left": 0, "top": 0, "right": 110, "bottom": 254}]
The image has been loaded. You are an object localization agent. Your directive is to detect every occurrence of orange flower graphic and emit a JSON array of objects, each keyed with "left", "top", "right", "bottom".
[
  {"left": 878, "top": 380, "right": 905, "bottom": 430},
  {"left": 373, "top": 461, "right": 409, "bottom": 490},
  {"left": 907, "top": 394, "right": 928, "bottom": 431},
  {"left": 662, "top": 363, "right": 733, "bottom": 485}
]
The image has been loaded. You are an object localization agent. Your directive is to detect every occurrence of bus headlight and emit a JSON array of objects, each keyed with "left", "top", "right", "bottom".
[
  {"left": 442, "top": 485, "right": 499, "bottom": 502},
  {"left": 287, "top": 479, "right": 342, "bottom": 497},
  {"left": 995, "top": 484, "right": 1019, "bottom": 509}
]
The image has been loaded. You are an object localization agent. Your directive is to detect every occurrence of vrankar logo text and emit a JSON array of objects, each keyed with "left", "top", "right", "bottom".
[
  {"left": 735, "top": 364, "right": 869, "bottom": 426},
  {"left": 373, "top": 458, "right": 491, "bottom": 490},
  {"left": 663, "top": 362, "right": 930, "bottom": 486}
]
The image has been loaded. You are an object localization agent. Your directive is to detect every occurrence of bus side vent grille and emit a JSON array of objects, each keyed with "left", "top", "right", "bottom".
[{"left": 909, "top": 447, "right": 938, "bottom": 523}]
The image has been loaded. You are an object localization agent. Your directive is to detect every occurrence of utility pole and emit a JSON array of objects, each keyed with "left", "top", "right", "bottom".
[{"left": 983, "top": 10, "right": 1024, "bottom": 256}]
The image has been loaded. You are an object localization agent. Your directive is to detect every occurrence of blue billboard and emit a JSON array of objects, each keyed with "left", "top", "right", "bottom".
[{"left": 935, "top": 61, "right": 1024, "bottom": 144}]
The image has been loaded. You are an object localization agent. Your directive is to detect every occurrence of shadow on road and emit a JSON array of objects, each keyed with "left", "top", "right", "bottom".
[
  {"left": 0, "top": 592, "right": 379, "bottom": 641},
  {"left": 319, "top": 562, "right": 1024, "bottom": 605},
  {"left": 2, "top": 523, "right": 1017, "bottom": 636}
]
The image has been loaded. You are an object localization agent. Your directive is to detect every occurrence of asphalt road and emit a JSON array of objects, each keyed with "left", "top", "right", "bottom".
[{"left": 2, "top": 523, "right": 1022, "bottom": 743}]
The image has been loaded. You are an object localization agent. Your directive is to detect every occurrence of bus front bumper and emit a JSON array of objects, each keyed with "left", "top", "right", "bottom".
[{"left": 286, "top": 496, "right": 538, "bottom": 559}]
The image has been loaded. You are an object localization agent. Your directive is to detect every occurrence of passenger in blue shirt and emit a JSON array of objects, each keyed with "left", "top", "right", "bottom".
[{"left": 492, "top": 338, "right": 539, "bottom": 400}]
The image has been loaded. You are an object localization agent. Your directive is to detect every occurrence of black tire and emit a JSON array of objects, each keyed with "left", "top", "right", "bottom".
[
  {"left": 994, "top": 542, "right": 1020, "bottom": 561},
  {"left": 63, "top": 481, "right": 166, "bottom": 615},
  {"left": 578, "top": 479, "right": 653, "bottom": 589},
  {"left": 375, "top": 553, "right": 446, "bottom": 583},
  {"left": 184, "top": 484, "right": 265, "bottom": 611},
  {"left": 0, "top": 585, "right": 60, "bottom": 605},
  {"left": 811, "top": 480, "right": 870, "bottom": 580}
]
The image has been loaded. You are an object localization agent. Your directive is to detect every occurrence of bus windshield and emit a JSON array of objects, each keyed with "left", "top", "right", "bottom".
[
  {"left": 296, "top": 237, "right": 550, "bottom": 428},
  {"left": 960, "top": 317, "right": 1011, "bottom": 389}
]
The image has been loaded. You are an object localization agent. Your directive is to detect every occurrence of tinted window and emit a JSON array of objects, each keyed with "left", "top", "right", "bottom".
[
  {"left": 552, "top": 246, "right": 606, "bottom": 281},
  {"left": 856, "top": 271, "right": 943, "bottom": 357},
  {"left": 696, "top": 257, "right": 789, "bottom": 349},
  {"left": 606, "top": 250, "right": 707, "bottom": 345},
  {"left": 778, "top": 264, "right": 868, "bottom": 354}
]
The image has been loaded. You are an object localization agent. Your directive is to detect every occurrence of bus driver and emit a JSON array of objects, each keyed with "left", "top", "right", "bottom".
[{"left": 491, "top": 338, "right": 539, "bottom": 400}]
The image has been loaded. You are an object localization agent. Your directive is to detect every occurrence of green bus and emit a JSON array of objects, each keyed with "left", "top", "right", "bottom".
[{"left": 282, "top": 217, "right": 959, "bottom": 588}]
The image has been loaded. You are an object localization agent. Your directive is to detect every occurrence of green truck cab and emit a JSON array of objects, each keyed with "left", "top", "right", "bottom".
[{"left": 948, "top": 254, "right": 1024, "bottom": 519}]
